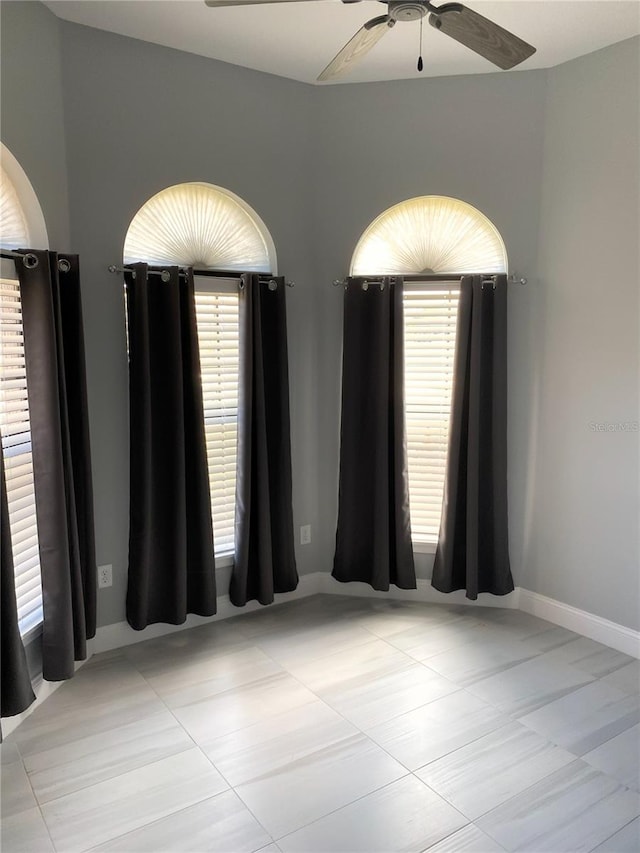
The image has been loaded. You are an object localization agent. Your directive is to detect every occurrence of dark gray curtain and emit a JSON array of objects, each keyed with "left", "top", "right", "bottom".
[
  {"left": 1, "top": 436, "right": 35, "bottom": 718},
  {"left": 231, "top": 274, "right": 298, "bottom": 606},
  {"left": 18, "top": 251, "right": 97, "bottom": 682},
  {"left": 333, "top": 277, "right": 416, "bottom": 590},
  {"left": 432, "top": 274, "right": 514, "bottom": 599},
  {"left": 125, "top": 264, "right": 216, "bottom": 629}
]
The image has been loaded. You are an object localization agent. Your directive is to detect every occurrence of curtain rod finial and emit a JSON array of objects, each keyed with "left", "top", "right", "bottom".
[{"left": 508, "top": 272, "right": 527, "bottom": 285}]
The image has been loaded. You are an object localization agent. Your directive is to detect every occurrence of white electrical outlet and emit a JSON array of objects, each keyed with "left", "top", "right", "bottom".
[
  {"left": 300, "top": 524, "right": 311, "bottom": 545},
  {"left": 98, "top": 564, "right": 113, "bottom": 589}
]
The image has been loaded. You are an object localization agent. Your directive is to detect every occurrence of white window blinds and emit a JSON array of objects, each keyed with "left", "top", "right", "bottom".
[
  {"left": 403, "top": 283, "right": 460, "bottom": 544},
  {"left": 194, "top": 279, "right": 239, "bottom": 557},
  {"left": 0, "top": 269, "right": 43, "bottom": 636}
]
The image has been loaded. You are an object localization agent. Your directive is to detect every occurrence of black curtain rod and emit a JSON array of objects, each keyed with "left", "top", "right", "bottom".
[
  {"left": 1, "top": 249, "right": 39, "bottom": 269},
  {"left": 335, "top": 274, "right": 461, "bottom": 283},
  {"left": 108, "top": 265, "right": 294, "bottom": 286},
  {"left": 333, "top": 272, "right": 527, "bottom": 286}
]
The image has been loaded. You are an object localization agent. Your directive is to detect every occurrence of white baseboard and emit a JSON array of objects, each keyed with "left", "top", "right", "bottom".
[
  {"left": 518, "top": 588, "right": 640, "bottom": 658},
  {"left": 318, "top": 579, "right": 639, "bottom": 657},
  {"left": 93, "top": 573, "right": 524, "bottom": 654},
  {"left": 6, "top": 575, "right": 637, "bottom": 738},
  {"left": 92, "top": 572, "right": 323, "bottom": 654},
  {"left": 317, "top": 574, "right": 522, "bottom": 609}
]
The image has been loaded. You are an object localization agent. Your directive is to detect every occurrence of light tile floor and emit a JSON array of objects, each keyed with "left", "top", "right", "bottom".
[{"left": 1, "top": 594, "right": 639, "bottom": 853}]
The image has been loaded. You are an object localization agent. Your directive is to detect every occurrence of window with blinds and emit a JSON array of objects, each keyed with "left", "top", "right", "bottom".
[
  {"left": 194, "top": 278, "right": 239, "bottom": 557},
  {"left": 351, "top": 196, "right": 506, "bottom": 547},
  {"left": 0, "top": 271, "right": 43, "bottom": 636},
  {"left": 123, "top": 183, "right": 278, "bottom": 560},
  {"left": 404, "top": 283, "right": 460, "bottom": 544}
]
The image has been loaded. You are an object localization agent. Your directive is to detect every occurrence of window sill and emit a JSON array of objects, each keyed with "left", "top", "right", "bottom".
[
  {"left": 215, "top": 552, "right": 234, "bottom": 569},
  {"left": 412, "top": 540, "right": 438, "bottom": 555},
  {"left": 21, "top": 620, "right": 43, "bottom": 647}
]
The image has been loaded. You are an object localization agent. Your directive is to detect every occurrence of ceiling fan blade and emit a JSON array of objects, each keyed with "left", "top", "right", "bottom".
[
  {"left": 205, "top": 0, "right": 322, "bottom": 6},
  {"left": 318, "top": 15, "right": 395, "bottom": 82},
  {"left": 429, "top": 3, "right": 535, "bottom": 70}
]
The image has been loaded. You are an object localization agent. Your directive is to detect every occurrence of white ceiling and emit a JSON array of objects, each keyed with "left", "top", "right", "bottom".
[{"left": 44, "top": 0, "right": 640, "bottom": 85}]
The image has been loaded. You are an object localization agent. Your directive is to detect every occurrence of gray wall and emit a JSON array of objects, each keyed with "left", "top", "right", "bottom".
[
  {"left": 520, "top": 38, "right": 640, "bottom": 629},
  {"left": 0, "top": 1, "right": 70, "bottom": 249},
  {"left": 1, "top": 2, "right": 638, "bottom": 633}
]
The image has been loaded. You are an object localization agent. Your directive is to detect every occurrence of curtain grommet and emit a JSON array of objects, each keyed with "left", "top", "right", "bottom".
[
  {"left": 362, "top": 281, "right": 369, "bottom": 291},
  {"left": 268, "top": 279, "right": 278, "bottom": 291},
  {"left": 22, "top": 253, "right": 39, "bottom": 269},
  {"left": 58, "top": 258, "right": 71, "bottom": 273},
  {"left": 160, "top": 270, "right": 171, "bottom": 283},
  {"left": 238, "top": 280, "right": 245, "bottom": 291}
]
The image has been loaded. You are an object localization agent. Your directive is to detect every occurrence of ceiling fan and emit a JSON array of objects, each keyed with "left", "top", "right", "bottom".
[{"left": 204, "top": 0, "right": 536, "bottom": 82}]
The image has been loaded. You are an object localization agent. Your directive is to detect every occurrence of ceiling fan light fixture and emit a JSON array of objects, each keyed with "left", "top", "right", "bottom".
[{"left": 204, "top": 0, "right": 536, "bottom": 80}]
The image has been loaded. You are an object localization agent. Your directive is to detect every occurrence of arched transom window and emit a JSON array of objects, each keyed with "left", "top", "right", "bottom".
[
  {"left": 123, "top": 182, "right": 276, "bottom": 273},
  {"left": 1, "top": 145, "right": 48, "bottom": 250},
  {"left": 351, "top": 196, "right": 507, "bottom": 546},
  {"left": 351, "top": 195, "right": 507, "bottom": 276},
  {"left": 0, "top": 164, "right": 29, "bottom": 248}
]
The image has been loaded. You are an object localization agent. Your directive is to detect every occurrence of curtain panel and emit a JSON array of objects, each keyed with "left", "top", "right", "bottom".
[
  {"left": 432, "top": 274, "right": 514, "bottom": 599},
  {"left": 333, "top": 276, "right": 416, "bottom": 591},
  {"left": 18, "top": 251, "right": 97, "bottom": 682},
  {"left": 231, "top": 274, "right": 298, "bottom": 607},
  {"left": 1, "top": 437, "right": 36, "bottom": 718},
  {"left": 125, "top": 264, "right": 216, "bottom": 629}
]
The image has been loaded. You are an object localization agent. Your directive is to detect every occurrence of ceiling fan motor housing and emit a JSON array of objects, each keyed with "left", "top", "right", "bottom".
[{"left": 388, "top": 2, "right": 428, "bottom": 22}]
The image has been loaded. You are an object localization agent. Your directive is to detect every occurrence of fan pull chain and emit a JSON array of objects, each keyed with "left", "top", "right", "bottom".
[{"left": 417, "top": 16, "right": 424, "bottom": 72}]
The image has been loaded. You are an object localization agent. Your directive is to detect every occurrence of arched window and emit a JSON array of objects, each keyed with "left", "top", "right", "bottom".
[
  {"left": 0, "top": 145, "right": 48, "bottom": 250},
  {"left": 124, "top": 183, "right": 277, "bottom": 557},
  {"left": 351, "top": 196, "right": 507, "bottom": 546},
  {"left": 0, "top": 145, "right": 48, "bottom": 636},
  {"left": 123, "top": 182, "right": 276, "bottom": 272},
  {"left": 0, "top": 163, "right": 29, "bottom": 248},
  {"left": 351, "top": 195, "right": 506, "bottom": 276}
]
